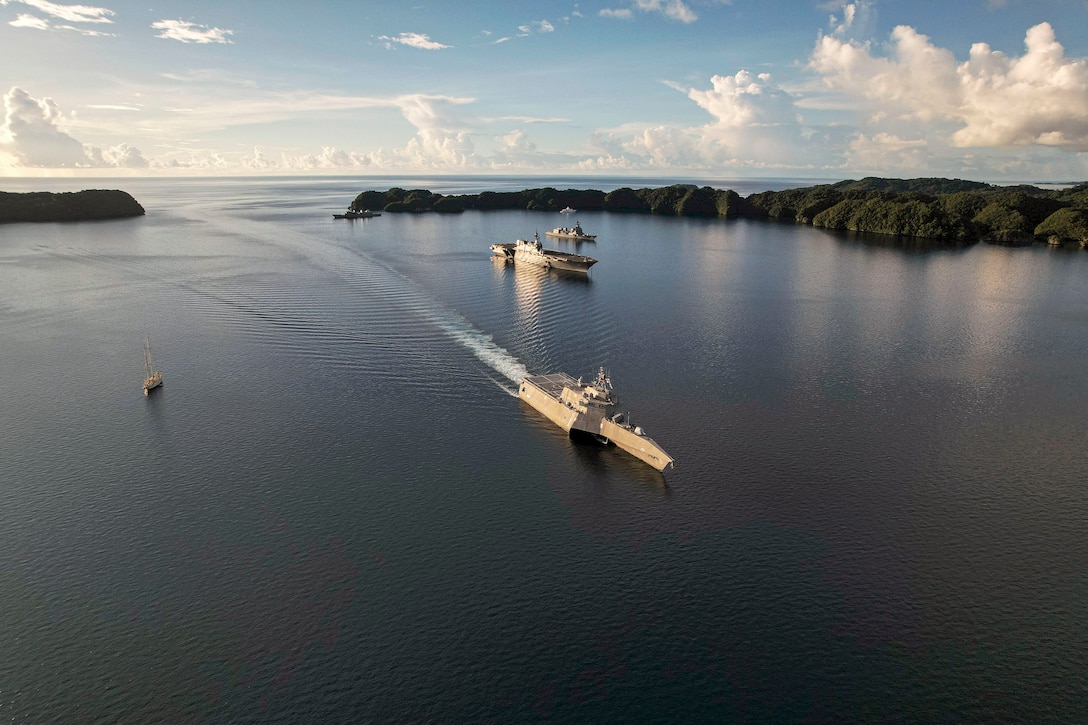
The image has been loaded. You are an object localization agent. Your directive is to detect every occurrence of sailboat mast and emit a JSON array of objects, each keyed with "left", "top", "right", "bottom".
[{"left": 144, "top": 335, "right": 154, "bottom": 377}]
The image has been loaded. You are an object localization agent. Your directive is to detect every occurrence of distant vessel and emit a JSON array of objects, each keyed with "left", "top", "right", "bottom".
[
  {"left": 519, "top": 368, "right": 674, "bottom": 471},
  {"left": 545, "top": 220, "right": 596, "bottom": 242},
  {"left": 490, "top": 232, "right": 597, "bottom": 273},
  {"left": 334, "top": 209, "right": 381, "bottom": 219},
  {"left": 143, "top": 335, "right": 163, "bottom": 395},
  {"left": 560, "top": 206, "right": 576, "bottom": 214}
]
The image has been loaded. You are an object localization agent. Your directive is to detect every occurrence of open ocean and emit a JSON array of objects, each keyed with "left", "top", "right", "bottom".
[{"left": 2, "top": 175, "right": 1087, "bottom": 722}]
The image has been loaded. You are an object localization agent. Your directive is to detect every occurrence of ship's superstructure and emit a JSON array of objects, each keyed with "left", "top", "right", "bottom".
[{"left": 518, "top": 368, "right": 674, "bottom": 471}]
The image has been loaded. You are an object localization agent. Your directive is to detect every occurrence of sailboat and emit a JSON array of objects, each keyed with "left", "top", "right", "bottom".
[{"left": 143, "top": 335, "right": 163, "bottom": 395}]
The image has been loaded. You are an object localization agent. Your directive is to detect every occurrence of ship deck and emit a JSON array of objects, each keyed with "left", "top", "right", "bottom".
[{"left": 523, "top": 373, "right": 579, "bottom": 400}]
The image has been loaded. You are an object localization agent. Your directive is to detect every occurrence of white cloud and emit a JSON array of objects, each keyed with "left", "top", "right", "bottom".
[
  {"left": 494, "top": 115, "right": 568, "bottom": 124},
  {"left": 4, "top": 0, "right": 115, "bottom": 34},
  {"left": 954, "top": 23, "right": 1088, "bottom": 149},
  {"left": 9, "top": 13, "right": 48, "bottom": 28},
  {"left": 85, "top": 142, "right": 148, "bottom": 168},
  {"left": 518, "top": 20, "right": 554, "bottom": 34},
  {"left": 843, "top": 132, "right": 928, "bottom": 171},
  {"left": 501, "top": 129, "right": 536, "bottom": 153},
  {"left": 688, "top": 71, "right": 794, "bottom": 129},
  {"left": 684, "top": 71, "right": 812, "bottom": 165},
  {"left": 598, "top": 8, "right": 633, "bottom": 20},
  {"left": 827, "top": 1, "right": 876, "bottom": 40},
  {"left": 243, "top": 146, "right": 277, "bottom": 169},
  {"left": 578, "top": 70, "right": 825, "bottom": 172},
  {"left": 238, "top": 94, "right": 489, "bottom": 172},
  {"left": 0, "top": 0, "right": 113, "bottom": 23},
  {"left": 377, "top": 32, "right": 450, "bottom": 50},
  {"left": 577, "top": 154, "right": 636, "bottom": 170},
  {"left": 636, "top": 0, "right": 697, "bottom": 23},
  {"left": 393, "top": 94, "right": 476, "bottom": 166},
  {"left": 154, "top": 152, "right": 231, "bottom": 170},
  {"left": 810, "top": 21, "right": 1088, "bottom": 152},
  {"left": 599, "top": 0, "right": 695, "bottom": 23},
  {"left": 0, "top": 87, "right": 148, "bottom": 168},
  {"left": 1, "top": 86, "right": 89, "bottom": 166},
  {"left": 152, "top": 19, "right": 234, "bottom": 44}
]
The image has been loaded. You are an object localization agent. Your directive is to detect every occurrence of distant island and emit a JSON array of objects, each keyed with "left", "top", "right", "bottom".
[
  {"left": 0, "top": 190, "right": 145, "bottom": 224},
  {"left": 348, "top": 178, "right": 1088, "bottom": 248}
]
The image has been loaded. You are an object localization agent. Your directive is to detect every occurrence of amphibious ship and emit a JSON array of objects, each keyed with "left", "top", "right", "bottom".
[
  {"left": 518, "top": 368, "right": 674, "bottom": 471},
  {"left": 490, "top": 232, "right": 597, "bottom": 273},
  {"left": 545, "top": 221, "right": 596, "bottom": 242}
]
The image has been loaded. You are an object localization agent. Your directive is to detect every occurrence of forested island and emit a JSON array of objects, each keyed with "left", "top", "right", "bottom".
[
  {"left": 0, "top": 190, "right": 145, "bottom": 224},
  {"left": 349, "top": 178, "right": 1088, "bottom": 247}
]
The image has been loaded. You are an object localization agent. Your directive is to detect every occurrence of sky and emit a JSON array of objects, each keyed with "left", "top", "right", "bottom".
[{"left": 1, "top": 0, "right": 1087, "bottom": 181}]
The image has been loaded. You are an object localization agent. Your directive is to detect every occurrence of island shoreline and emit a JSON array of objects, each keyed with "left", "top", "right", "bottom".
[
  {"left": 0, "top": 189, "right": 145, "bottom": 224},
  {"left": 347, "top": 177, "right": 1088, "bottom": 247}
]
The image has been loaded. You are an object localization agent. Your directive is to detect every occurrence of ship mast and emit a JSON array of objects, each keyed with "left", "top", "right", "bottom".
[{"left": 144, "top": 335, "right": 155, "bottom": 378}]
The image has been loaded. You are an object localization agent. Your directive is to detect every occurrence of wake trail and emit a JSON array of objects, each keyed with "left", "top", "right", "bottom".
[
  {"left": 421, "top": 309, "right": 529, "bottom": 384},
  {"left": 77, "top": 209, "right": 534, "bottom": 388}
]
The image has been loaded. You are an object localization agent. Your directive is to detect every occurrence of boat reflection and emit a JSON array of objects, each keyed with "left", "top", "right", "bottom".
[
  {"left": 521, "top": 409, "right": 670, "bottom": 493},
  {"left": 490, "top": 255, "right": 592, "bottom": 284}
]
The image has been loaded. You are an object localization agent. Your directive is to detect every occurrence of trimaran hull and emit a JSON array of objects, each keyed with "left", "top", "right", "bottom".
[{"left": 518, "top": 372, "right": 674, "bottom": 472}]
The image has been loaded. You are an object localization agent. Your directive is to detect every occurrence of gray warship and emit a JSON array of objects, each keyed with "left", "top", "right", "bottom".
[
  {"left": 334, "top": 209, "right": 381, "bottom": 219},
  {"left": 545, "top": 220, "right": 596, "bottom": 242},
  {"left": 490, "top": 232, "right": 597, "bottom": 273},
  {"left": 519, "top": 368, "right": 674, "bottom": 471}
]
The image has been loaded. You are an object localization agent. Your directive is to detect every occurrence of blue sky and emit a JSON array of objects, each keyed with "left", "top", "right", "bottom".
[{"left": 1, "top": 0, "right": 1086, "bottom": 180}]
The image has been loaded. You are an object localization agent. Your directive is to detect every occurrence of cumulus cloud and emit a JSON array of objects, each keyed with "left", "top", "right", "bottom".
[
  {"left": 85, "top": 142, "right": 148, "bottom": 168},
  {"left": 0, "top": 87, "right": 147, "bottom": 168},
  {"left": 152, "top": 19, "right": 234, "bottom": 44},
  {"left": 501, "top": 129, "right": 536, "bottom": 153},
  {"left": 243, "top": 146, "right": 277, "bottom": 169},
  {"left": 688, "top": 71, "right": 798, "bottom": 131},
  {"left": 827, "top": 0, "right": 876, "bottom": 40},
  {"left": 645, "top": 71, "right": 811, "bottom": 167},
  {"left": 155, "top": 152, "right": 231, "bottom": 170},
  {"left": 574, "top": 70, "right": 820, "bottom": 172},
  {"left": 0, "top": 0, "right": 114, "bottom": 23},
  {"left": 393, "top": 94, "right": 476, "bottom": 166},
  {"left": 378, "top": 32, "right": 450, "bottom": 50},
  {"left": 577, "top": 154, "right": 636, "bottom": 170},
  {"left": 810, "top": 20, "right": 1088, "bottom": 151},
  {"left": 1, "top": 87, "right": 89, "bottom": 166},
  {"left": 246, "top": 145, "right": 372, "bottom": 171},
  {"left": 843, "top": 132, "right": 928, "bottom": 171},
  {"left": 252, "top": 93, "right": 483, "bottom": 172}
]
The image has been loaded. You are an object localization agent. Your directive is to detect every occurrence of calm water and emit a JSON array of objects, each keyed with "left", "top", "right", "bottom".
[{"left": 2, "top": 176, "right": 1087, "bottom": 722}]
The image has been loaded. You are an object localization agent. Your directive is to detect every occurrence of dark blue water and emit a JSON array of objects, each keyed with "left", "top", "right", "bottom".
[{"left": 2, "top": 176, "right": 1087, "bottom": 722}]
